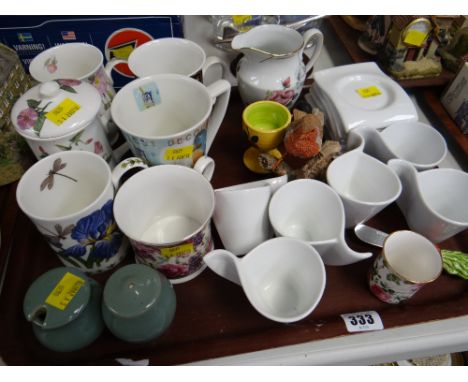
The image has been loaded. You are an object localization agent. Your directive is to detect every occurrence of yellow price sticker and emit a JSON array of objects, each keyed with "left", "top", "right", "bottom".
[
  {"left": 45, "top": 272, "right": 85, "bottom": 311},
  {"left": 160, "top": 243, "right": 194, "bottom": 258},
  {"left": 164, "top": 145, "right": 193, "bottom": 161},
  {"left": 356, "top": 86, "right": 382, "bottom": 98},
  {"left": 404, "top": 30, "right": 428, "bottom": 47},
  {"left": 46, "top": 98, "right": 81, "bottom": 126}
]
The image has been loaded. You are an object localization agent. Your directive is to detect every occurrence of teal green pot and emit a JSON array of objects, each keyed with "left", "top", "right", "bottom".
[
  {"left": 102, "top": 264, "right": 176, "bottom": 343},
  {"left": 23, "top": 267, "right": 104, "bottom": 352}
]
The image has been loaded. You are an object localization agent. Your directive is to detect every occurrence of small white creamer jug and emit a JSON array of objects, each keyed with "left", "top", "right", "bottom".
[{"left": 232, "top": 24, "right": 323, "bottom": 108}]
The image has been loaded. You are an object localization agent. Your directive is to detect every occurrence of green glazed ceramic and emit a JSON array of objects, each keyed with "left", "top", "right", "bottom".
[
  {"left": 242, "top": 100, "right": 291, "bottom": 152},
  {"left": 102, "top": 264, "right": 176, "bottom": 343},
  {"left": 23, "top": 267, "right": 103, "bottom": 352},
  {"left": 243, "top": 100, "right": 291, "bottom": 132}
]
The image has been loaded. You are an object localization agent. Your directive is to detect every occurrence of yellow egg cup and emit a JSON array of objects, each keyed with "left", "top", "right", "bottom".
[{"left": 242, "top": 101, "right": 291, "bottom": 174}]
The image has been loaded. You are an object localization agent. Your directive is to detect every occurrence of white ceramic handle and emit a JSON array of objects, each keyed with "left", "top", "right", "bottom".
[
  {"left": 202, "top": 56, "right": 225, "bottom": 85},
  {"left": 193, "top": 156, "right": 215, "bottom": 181},
  {"left": 111, "top": 157, "right": 148, "bottom": 189},
  {"left": 205, "top": 79, "right": 231, "bottom": 153},
  {"left": 104, "top": 58, "right": 128, "bottom": 84},
  {"left": 303, "top": 28, "right": 324, "bottom": 74}
]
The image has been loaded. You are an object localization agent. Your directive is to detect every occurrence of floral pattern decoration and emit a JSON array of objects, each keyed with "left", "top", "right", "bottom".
[
  {"left": 44, "top": 56, "right": 58, "bottom": 74},
  {"left": 266, "top": 77, "right": 298, "bottom": 107},
  {"left": 36, "top": 131, "right": 110, "bottom": 162},
  {"left": 131, "top": 224, "right": 212, "bottom": 280},
  {"left": 40, "top": 200, "right": 123, "bottom": 271},
  {"left": 368, "top": 255, "right": 422, "bottom": 304},
  {"left": 88, "top": 67, "right": 115, "bottom": 111}
]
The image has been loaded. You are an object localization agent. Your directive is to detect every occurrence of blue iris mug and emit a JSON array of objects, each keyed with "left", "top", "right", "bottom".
[{"left": 16, "top": 150, "right": 128, "bottom": 273}]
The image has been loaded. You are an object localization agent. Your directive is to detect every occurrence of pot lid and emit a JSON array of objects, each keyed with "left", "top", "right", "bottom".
[
  {"left": 23, "top": 267, "right": 91, "bottom": 330},
  {"left": 103, "top": 264, "right": 162, "bottom": 319},
  {"left": 11, "top": 79, "right": 101, "bottom": 139}
]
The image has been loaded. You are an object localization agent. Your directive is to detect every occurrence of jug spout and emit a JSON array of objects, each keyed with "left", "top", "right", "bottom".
[
  {"left": 231, "top": 31, "right": 249, "bottom": 52},
  {"left": 203, "top": 249, "right": 242, "bottom": 285},
  {"left": 231, "top": 24, "right": 305, "bottom": 59},
  {"left": 352, "top": 126, "right": 396, "bottom": 163},
  {"left": 231, "top": 30, "right": 272, "bottom": 60},
  {"left": 387, "top": 158, "right": 419, "bottom": 178}
]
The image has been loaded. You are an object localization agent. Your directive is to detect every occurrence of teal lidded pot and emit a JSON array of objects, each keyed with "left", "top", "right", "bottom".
[
  {"left": 23, "top": 267, "right": 104, "bottom": 352},
  {"left": 102, "top": 264, "right": 176, "bottom": 343}
]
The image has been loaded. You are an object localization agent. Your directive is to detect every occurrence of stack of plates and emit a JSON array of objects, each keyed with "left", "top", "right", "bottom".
[{"left": 305, "top": 62, "right": 418, "bottom": 143}]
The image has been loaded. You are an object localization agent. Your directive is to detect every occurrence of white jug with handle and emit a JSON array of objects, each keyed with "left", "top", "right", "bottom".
[
  {"left": 232, "top": 24, "right": 323, "bottom": 108},
  {"left": 388, "top": 159, "right": 468, "bottom": 243}
]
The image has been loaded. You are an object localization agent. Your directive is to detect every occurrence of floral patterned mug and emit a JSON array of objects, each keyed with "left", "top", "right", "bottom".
[
  {"left": 368, "top": 230, "right": 443, "bottom": 304},
  {"left": 16, "top": 151, "right": 128, "bottom": 274},
  {"left": 112, "top": 160, "right": 215, "bottom": 284}
]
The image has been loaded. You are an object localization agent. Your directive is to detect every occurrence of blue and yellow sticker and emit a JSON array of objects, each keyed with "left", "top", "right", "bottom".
[{"left": 133, "top": 82, "right": 161, "bottom": 111}]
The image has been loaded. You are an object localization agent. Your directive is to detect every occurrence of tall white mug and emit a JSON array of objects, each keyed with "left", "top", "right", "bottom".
[
  {"left": 111, "top": 74, "right": 231, "bottom": 168},
  {"left": 128, "top": 37, "right": 225, "bottom": 85}
]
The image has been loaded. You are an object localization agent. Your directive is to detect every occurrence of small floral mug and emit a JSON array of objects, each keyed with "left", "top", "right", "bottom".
[
  {"left": 112, "top": 158, "right": 215, "bottom": 284},
  {"left": 368, "top": 230, "right": 443, "bottom": 304},
  {"left": 16, "top": 151, "right": 128, "bottom": 274}
]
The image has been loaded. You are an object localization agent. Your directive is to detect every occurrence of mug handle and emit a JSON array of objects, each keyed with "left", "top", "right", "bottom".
[
  {"left": 193, "top": 156, "right": 215, "bottom": 181},
  {"left": 303, "top": 28, "right": 324, "bottom": 74},
  {"left": 205, "top": 79, "right": 231, "bottom": 153},
  {"left": 202, "top": 56, "right": 225, "bottom": 86},
  {"left": 111, "top": 157, "right": 148, "bottom": 189},
  {"left": 104, "top": 59, "right": 128, "bottom": 84}
]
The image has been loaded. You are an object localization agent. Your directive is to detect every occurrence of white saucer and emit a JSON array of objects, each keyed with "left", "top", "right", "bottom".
[{"left": 313, "top": 62, "right": 418, "bottom": 131}]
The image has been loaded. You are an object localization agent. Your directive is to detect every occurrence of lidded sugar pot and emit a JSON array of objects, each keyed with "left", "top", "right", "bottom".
[
  {"left": 11, "top": 79, "right": 115, "bottom": 166},
  {"left": 23, "top": 267, "right": 104, "bottom": 352}
]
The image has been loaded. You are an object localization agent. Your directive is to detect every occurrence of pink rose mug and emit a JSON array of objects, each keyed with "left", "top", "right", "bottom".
[{"left": 112, "top": 159, "right": 215, "bottom": 284}]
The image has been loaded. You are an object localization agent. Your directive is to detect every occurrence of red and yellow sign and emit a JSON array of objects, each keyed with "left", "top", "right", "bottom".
[{"left": 105, "top": 28, "right": 153, "bottom": 77}]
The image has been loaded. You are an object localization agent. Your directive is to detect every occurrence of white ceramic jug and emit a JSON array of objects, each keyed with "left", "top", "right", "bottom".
[
  {"left": 232, "top": 24, "right": 323, "bottom": 108},
  {"left": 348, "top": 122, "right": 447, "bottom": 171},
  {"left": 204, "top": 237, "right": 326, "bottom": 323},
  {"left": 388, "top": 159, "right": 468, "bottom": 243}
]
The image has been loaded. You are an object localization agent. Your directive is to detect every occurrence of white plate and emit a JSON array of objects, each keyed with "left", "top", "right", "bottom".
[{"left": 313, "top": 62, "right": 418, "bottom": 131}]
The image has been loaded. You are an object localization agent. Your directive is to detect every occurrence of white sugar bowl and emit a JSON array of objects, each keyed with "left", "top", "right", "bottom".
[{"left": 11, "top": 79, "right": 114, "bottom": 166}]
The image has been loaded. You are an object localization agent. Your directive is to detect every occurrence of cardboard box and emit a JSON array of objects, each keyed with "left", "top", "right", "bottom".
[
  {"left": 441, "top": 62, "right": 468, "bottom": 134},
  {"left": 0, "top": 16, "right": 184, "bottom": 89}
]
